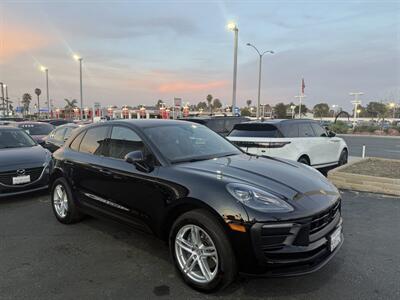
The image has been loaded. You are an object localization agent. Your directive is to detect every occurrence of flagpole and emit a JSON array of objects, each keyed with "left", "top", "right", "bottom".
[{"left": 294, "top": 78, "right": 306, "bottom": 119}]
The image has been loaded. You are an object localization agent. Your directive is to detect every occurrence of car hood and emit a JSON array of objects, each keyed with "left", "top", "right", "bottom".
[
  {"left": 176, "top": 154, "right": 340, "bottom": 219},
  {"left": 0, "top": 145, "right": 50, "bottom": 172}
]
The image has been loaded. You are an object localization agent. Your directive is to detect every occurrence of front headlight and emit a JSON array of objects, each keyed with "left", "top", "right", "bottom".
[{"left": 226, "top": 183, "right": 294, "bottom": 213}]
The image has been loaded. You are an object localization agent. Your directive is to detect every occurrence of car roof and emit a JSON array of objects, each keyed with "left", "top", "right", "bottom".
[
  {"left": 17, "top": 121, "right": 53, "bottom": 125},
  {"left": 241, "top": 119, "right": 317, "bottom": 125},
  {"left": 80, "top": 119, "right": 193, "bottom": 130},
  {"left": 0, "top": 126, "right": 22, "bottom": 131}
]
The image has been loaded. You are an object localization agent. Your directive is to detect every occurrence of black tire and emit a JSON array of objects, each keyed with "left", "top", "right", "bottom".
[
  {"left": 338, "top": 149, "right": 348, "bottom": 166},
  {"left": 51, "top": 177, "right": 84, "bottom": 224},
  {"left": 169, "top": 209, "right": 237, "bottom": 292},
  {"left": 298, "top": 155, "right": 310, "bottom": 165}
]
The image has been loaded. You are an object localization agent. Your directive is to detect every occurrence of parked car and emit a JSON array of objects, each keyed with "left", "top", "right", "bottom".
[
  {"left": 227, "top": 119, "right": 348, "bottom": 168},
  {"left": 50, "top": 119, "right": 343, "bottom": 291},
  {"left": 0, "top": 126, "right": 52, "bottom": 197},
  {"left": 181, "top": 116, "right": 249, "bottom": 136},
  {"left": 16, "top": 122, "right": 55, "bottom": 145},
  {"left": 39, "top": 119, "right": 74, "bottom": 127},
  {"left": 43, "top": 123, "right": 80, "bottom": 152}
]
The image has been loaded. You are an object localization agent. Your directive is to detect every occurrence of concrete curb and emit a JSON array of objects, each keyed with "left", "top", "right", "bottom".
[
  {"left": 337, "top": 134, "right": 400, "bottom": 139},
  {"left": 328, "top": 158, "right": 400, "bottom": 197}
]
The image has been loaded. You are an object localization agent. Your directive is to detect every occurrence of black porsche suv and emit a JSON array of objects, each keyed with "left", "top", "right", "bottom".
[{"left": 50, "top": 120, "right": 343, "bottom": 292}]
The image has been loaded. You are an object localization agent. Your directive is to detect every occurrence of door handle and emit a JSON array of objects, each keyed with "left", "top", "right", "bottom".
[{"left": 99, "top": 169, "right": 112, "bottom": 176}]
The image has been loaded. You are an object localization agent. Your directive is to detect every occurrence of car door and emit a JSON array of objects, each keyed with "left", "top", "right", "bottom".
[
  {"left": 96, "top": 125, "right": 165, "bottom": 231},
  {"left": 68, "top": 125, "right": 114, "bottom": 213},
  {"left": 311, "top": 123, "right": 341, "bottom": 164},
  {"left": 297, "top": 122, "right": 325, "bottom": 166}
]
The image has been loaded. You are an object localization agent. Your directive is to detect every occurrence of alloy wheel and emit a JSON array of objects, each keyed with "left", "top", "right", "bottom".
[
  {"left": 53, "top": 184, "right": 69, "bottom": 218},
  {"left": 175, "top": 224, "right": 219, "bottom": 284}
]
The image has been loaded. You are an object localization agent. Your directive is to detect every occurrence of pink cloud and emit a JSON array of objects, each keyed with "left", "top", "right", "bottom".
[
  {"left": 158, "top": 80, "right": 227, "bottom": 93},
  {"left": 0, "top": 24, "right": 52, "bottom": 63}
]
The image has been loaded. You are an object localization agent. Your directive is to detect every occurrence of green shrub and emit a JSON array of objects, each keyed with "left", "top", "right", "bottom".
[
  {"left": 328, "top": 121, "right": 349, "bottom": 134},
  {"left": 354, "top": 125, "right": 380, "bottom": 133}
]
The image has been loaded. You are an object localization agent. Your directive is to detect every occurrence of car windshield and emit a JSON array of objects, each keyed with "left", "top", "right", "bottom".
[
  {"left": 144, "top": 123, "right": 241, "bottom": 163},
  {"left": 0, "top": 129, "right": 37, "bottom": 149},
  {"left": 18, "top": 123, "right": 54, "bottom": 135}
]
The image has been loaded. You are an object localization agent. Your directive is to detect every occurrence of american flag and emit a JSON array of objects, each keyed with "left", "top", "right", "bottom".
[{"left": 301, "top": 78, "right": 305, "bottom": 95}]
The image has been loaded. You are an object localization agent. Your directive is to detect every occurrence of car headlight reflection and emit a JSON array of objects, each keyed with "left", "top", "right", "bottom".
[{"left": 226, "top": 183, "right": 294, "bottom": 213}]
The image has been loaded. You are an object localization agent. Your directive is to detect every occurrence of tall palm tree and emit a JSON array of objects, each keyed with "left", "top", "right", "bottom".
[
  {"left": 206, "top": 94, "right": 213, "bottom": 113},
  {"left": 64, "top": 98, "right": 78, "bottom": 119},
  {"left": 21, "top": 93, "right": 32, "bottom": 116},
  {"left": 246, "top": 99, "right": 252, "bottom": 107}
]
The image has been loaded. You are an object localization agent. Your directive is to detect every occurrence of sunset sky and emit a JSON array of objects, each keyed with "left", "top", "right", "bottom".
[{"left": 0, "top": 0, "right": 399, "bottom": 111}]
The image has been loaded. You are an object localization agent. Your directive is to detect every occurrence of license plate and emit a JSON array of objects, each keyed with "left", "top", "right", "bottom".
[
  {"left": 329, "top": 226, "right": 342, "bottom": 252},
  {"left": 12, "top": 175, "right": 31, "bottom": 185}
]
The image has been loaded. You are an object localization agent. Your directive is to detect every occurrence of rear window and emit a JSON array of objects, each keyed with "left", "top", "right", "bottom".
[
  {"left": 18, "top": 123, "right": 54, "bottom": 135},
  {"left": 228, "top": 123, "right": 281, "bottom": 138}
]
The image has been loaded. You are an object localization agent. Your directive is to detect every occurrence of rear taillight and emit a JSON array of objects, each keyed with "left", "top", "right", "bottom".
[{"left": 233, "top": 141, "right": 290, "bottom": 148}]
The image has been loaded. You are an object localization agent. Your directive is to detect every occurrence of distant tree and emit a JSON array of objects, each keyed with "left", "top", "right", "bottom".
[
  {"left": 155, "top": 99, "right": 164, "bottom": 108},
  {"left": 295, "top": 104, "right": 309, "bottom": 117},
  {"left": 355, "top": 105, "right": 368, "bottom": 117},
  {"left": 246, "top": 99, "right": 252, "bottom": 107},
  {"left": 274, "top": 103, "right": 288, "bottom": 119},
  {"left": 197, "top": 101, "right": 208, "bottom": 111},
  {"left": 213, "top": 98, "right": 222, "bottom": 110},
  {"left": 64, "top": 98, "right": 78, "bottom": 119},
  {"left": 313, "top": 103, "right": 330, "bottom": 118},
  {"left": 206, "top": 94, "right": 213, "bottom": 113},
  {"left": 241, "top": 107, "right": 251, "bottom": 117},
  {"left": 366, "top": 101, "right": 388, "bottom": 119},
  {"left": 21, "top": 93, "right": 32, "bottom": 116}
]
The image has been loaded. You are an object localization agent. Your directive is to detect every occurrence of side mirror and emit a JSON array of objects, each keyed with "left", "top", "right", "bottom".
[
  {"left": 124, "top": 150, "right": 153, "bottom": 172},
  {"left": 328, "top": 130, "right": 336, "bottom": 137}
]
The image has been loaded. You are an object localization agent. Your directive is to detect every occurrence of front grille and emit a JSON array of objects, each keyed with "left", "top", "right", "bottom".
[
  {"left": 0, "top": 167, "right": 44, "bottom": 185},
  {"left": 310, "top": 201, "right": 341, "bottom": 234},
  {"left": 251, "top": 200, "right": 342, "bottom": 267}
]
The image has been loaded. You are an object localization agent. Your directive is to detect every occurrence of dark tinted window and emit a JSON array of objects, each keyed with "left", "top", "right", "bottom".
[
  {"left": 79, "top": 126, "right": 109, "bottom": 155},
  {"left": 298, "top": 123, "right": 315, "bottom": 137},
  {"left": 108, "top": 126, "right": 144, "bottom": 159},
  {"left": 18, "top": 123, "right": 54, "bottom": 135},
  {"left": 70, "top": 131, "right": 85, "bottom": 151},
  {"left": 282, "top": 124, "right": 299, "bottom": 137},
  {"left": 228, "top": 123, "right": 281, "bottom": 138},
  {"left": 207, "top": 119, "right": 225, "bottom": 133},
  {"left": 311, "top": 123, "right": 328, "bottom": 137}
]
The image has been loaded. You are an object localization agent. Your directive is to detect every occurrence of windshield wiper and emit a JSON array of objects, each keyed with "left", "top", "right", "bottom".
[{"left": 172, "top": 157, "right": 214, "bottom": 164}]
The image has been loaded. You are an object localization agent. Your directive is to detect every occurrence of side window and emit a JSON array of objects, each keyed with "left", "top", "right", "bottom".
[
  {"left": 54, "top": 128, "right": 67, "bottom": 141},
  {"left": 63, "top": 127, "right": 74, "bottom": 141},
  {"left": 70, "top": 131, "right": 85, "bottom": 151},
  {"left": 298, "top": 123, "right": 315, "bottom": 137},
  {"left": 79, "top": 126, "right": 109, "bottom": 155},
  {"left": 107, "top": 126, "right": 145, "bottom": 159},
  {"left": 282, "top": 125, "right": 299, "bottom": 137},
  {"left": 207, "top": 119, "right": 225, "bottom": 133},
  {"left": 311, "top": 123, "right": 328, "bottom": 137}
]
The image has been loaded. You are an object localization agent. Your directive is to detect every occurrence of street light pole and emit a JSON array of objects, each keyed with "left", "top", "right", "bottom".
[
  {"left": 5, "top": 84, "right": 9, "bottom": 116},
  {"left": 74, "top": 54, "right": 83, "bottom": 120},
  {"left": 246, "top": 43, "right": 274, "bottom": 119},
  {"left": 41, "top": 66, "right": 49, "bottom": 117},
  {"left": 227, "top": 23, "right": 238, "bottom": 114},
  {"left": 350, "top": 92, "right": 363, "bottom": 122},
  {"left": 0, "top": 83, "right": 4, "bottom": 117}
]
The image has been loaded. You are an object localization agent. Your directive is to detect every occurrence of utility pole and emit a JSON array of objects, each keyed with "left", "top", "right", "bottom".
[
  {"left": 0, "top": 83, "right": 4, "bottom": 117},
  {"left": 294, "top": 94, "right": 306, "bottom": 118},
  {"left": 5, "top": 84, "right": 9, "bottom": 116},
  {"left": 350, "top": 92, "right": 363, "bottom": 122},
  {"left": 227, "top": 23, "right": 239, "bottom": 115}
]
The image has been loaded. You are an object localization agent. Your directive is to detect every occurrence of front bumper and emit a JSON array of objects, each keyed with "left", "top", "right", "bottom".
[
  {"left": 247, "top": 200, "right": 343, "bottom": 276},
  {"left": 0, "top": 166, "right": 50, "bottom": 198}
]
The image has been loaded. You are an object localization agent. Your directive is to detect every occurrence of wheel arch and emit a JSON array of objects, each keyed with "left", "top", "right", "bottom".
[
  {"left": 297, "top": 154, "right": 311, "bottom": 165},
  {"left": 159, "top": 198, "right": 232, "bottom": 242}
]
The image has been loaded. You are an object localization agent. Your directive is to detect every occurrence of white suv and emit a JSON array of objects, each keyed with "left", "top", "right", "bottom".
[{"left": 227, "top": 119, "right": 348, "bottom": 168}]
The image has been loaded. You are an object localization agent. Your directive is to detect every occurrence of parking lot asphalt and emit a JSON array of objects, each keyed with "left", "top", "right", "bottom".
[
  {"left": 339, "top": 135, "right": 400, "bottom": 160},
  {"left": 1, "top": 190, "right": 399, "bottom": 300}
]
